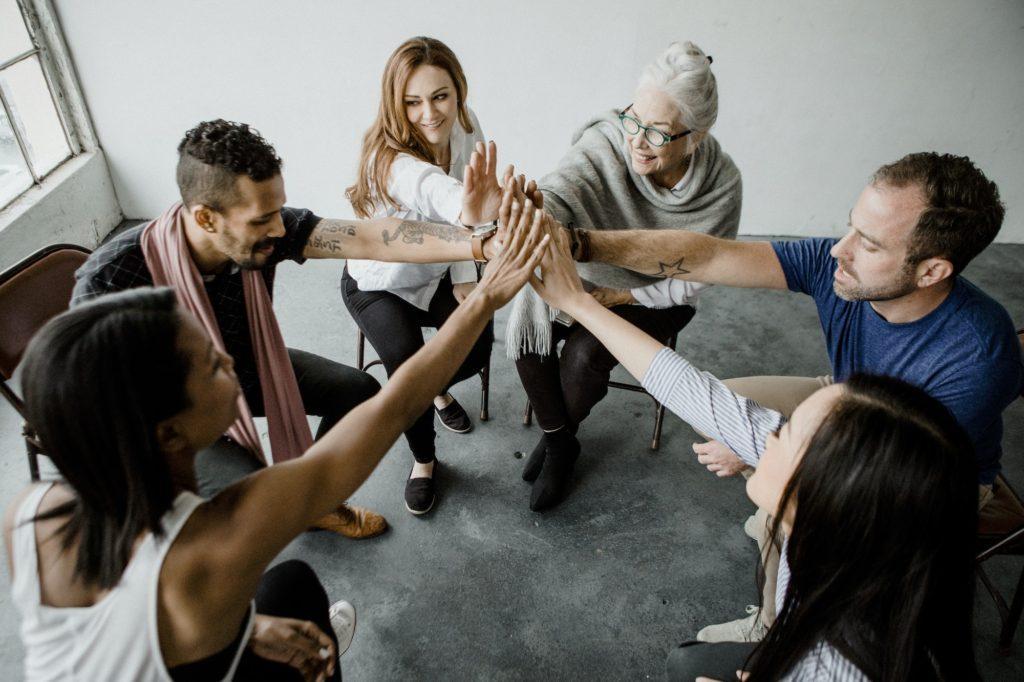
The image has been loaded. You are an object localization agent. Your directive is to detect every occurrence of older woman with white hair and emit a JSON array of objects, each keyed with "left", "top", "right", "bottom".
[{"left": 510, "top": 41, "right": 742, "bottom": 511}]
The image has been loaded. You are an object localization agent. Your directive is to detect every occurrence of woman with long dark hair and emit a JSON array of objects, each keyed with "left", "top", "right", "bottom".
[
  {"left": 520, "top": 198, "right": 980, "bottom": 680},
  {"left": 343, "top": 36, "right": 509, "bottom": 515},
  {"left": 2, "top": 214, "right": 546, "bottom": 681}
]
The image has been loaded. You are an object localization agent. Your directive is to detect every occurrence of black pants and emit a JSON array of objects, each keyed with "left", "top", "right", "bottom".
[
  {"left": 170, "top": 560, "right": 342, "bottom": 681},
  {"left": 514, "top": 304, "right": 695, "bottom": 432},
  {"left": 195, "top": 348, "right": 381, "bottom": 498},
  {"left": 665, "top": 641, "right": 755, "bottom": 681},
  {"left": 341, "top": 269, "right": 493, "bottom": 463}
]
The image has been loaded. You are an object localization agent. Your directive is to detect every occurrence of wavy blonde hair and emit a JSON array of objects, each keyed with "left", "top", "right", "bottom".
[{"left": 346, "top": 37, "right": 473, "bottom": 219}]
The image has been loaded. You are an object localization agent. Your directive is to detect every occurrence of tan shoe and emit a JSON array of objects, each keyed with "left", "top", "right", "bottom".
[{"left": 313, "top": 504, "right": 388, "bottom": 539}]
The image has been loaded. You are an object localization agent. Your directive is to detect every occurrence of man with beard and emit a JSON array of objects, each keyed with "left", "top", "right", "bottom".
[
  {"left": 556, "top": 151, "right": 1022, "bottom": 640},
  {"left": 72, "top": 119, "right": 506, "bottom": 540}
]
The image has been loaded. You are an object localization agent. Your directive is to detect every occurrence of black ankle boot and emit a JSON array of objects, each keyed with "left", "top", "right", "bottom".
[
  {"left": 521, "top": 435, "right": 548, "bottom": 482},
  {"left": 529, "top": 430, "right": 580, "bottom": 512}
]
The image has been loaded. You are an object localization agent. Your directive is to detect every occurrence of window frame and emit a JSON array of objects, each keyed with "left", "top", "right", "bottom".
[{"left": 1, "top": 0, "right": 86, "bottom": 209}]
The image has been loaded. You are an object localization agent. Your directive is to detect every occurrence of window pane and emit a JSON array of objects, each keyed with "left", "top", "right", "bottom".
[
  {"left": 0, "top": 0, "right": 34, "bottom": 64},
  {"left": 0, "top": 107, "right": 32, "bottom": 207},
  {"left": 0, "top": 55, "right": 70, "bottom": 177}
]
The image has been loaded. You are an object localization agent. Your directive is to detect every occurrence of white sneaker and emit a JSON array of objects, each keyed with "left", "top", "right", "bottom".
[
  {"left": 329, "top": 600, "right": 357, "bottom": 657},
  {"left": 696, "top": 605, "right": 769, "bottom": 643}
]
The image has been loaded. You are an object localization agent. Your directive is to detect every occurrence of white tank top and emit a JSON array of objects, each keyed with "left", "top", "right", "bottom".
[{"left": 11, "top": 484, "right": 254, "bottom": 681}]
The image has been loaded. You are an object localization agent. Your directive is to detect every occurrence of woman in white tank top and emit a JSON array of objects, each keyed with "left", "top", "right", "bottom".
[{"left": 2, "top": 224, "right": 544, "bottom": 681}]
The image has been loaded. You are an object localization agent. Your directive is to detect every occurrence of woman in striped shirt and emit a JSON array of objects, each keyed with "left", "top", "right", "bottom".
[{"left": 516, "top": 198, "right": 980, "bottom": 680}]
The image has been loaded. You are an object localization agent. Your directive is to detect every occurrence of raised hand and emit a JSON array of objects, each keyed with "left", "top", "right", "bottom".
[
  {"left": 461, "top": 140, "right": 512, "bottom": 227},
  {"left": 529, "top": 212, "right": 589, "bottom": 313},
  {"left": 475, "top": 197, "right": 549, "bottom": 309},
  {"left": 496, "top": 174, "right": 546, "bottom": 246}
]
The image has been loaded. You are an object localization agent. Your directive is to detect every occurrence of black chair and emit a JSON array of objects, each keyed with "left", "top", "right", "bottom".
[
  {"left": 974, "top": 328, "right": 1024, "bottom": 653},
  {"left": 522, "top": 332, "right": 680, "bottom": 451},
  {"left": 0, "top": 244, "right": 92, "bottom": 481},
  {"left": 355, "top": 328, "right": 491, "bottom": 421}
]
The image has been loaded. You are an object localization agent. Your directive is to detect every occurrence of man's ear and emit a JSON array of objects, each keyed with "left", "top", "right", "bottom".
[
  {"left": 155, "top": 418, "right": 190, "bottom": 455},
  {"left": 192, "top": 205, "right": 218, "bottom": 233},
  {"left": 915, "top": 257, "right": 955, "bottom": 289}
]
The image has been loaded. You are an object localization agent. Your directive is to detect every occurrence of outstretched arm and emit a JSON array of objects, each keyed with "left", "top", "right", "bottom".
[
  {"left": 193, "top": 204, "right": 550, "bottom": 612},
  {"left": 304, "top": 142, "right": 510, "bottom": 263},
  {"left": 530, "top": 215, "right": 784, "bottom": 461},
  {"left": 583, "top": 229, "right": 788, "bottom": 290}
]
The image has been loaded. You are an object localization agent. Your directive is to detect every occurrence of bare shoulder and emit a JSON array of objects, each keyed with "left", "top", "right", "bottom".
[{"left": 3, "top": 483, "right": 71, "bottom": 574}]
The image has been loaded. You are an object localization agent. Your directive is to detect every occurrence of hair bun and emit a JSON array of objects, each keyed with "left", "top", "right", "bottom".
[{"left": 663, "top": 41, "right": 712, "bottom": 72}]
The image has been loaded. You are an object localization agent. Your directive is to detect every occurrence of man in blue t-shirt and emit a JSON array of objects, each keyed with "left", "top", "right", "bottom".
[{"left": 572, "top": 151, "right": 1023, "bottom": 641}]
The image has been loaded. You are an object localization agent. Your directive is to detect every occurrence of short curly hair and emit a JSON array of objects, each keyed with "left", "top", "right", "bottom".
[
  {"left": 175, "top": 119, "right": 282, "bottom": 211},
  {"left": 873, "top": 152, "right": 1004, "bottom": 275}
]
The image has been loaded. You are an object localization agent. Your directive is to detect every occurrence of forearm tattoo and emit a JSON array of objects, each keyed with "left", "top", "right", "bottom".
[
  {"left": 649, "top": 256, "right": 691, "bottom": 279},
  {"left": 309, "top": 221, "right": 358, "bottom": 254},
  {"left": 381, "top": 220, "right": 470, "bottom": 246}
]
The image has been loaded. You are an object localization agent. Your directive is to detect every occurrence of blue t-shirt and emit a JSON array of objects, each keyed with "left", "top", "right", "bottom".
[{"left": 772, "top": 238, "right": 1022, "bottom": 485}]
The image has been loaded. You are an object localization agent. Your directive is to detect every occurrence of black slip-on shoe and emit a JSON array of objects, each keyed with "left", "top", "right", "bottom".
[
  {"left": 405, "top": 461, "right": 438, "bottom": 515},
  {"left": 436, "top": 397, "right": 472, "bottom": 433}
]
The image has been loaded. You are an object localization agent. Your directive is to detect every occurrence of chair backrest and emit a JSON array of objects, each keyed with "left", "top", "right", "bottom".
[{"left": 0, "top": 244, "right": 91, "bottom": 380}]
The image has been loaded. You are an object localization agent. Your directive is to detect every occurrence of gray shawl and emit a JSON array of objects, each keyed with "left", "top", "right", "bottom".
[{"left": 506, "top": 110, "right": 743, "bottom": 358}]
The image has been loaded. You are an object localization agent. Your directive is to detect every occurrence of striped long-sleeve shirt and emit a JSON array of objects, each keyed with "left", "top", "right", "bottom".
[{"left": 642, "top": 348, "right": 869, "bottom": 681}]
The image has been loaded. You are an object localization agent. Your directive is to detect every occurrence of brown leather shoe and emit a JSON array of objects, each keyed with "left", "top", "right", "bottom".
[{"left": 313, "top": 504, "right": 388, "bottom": 539}]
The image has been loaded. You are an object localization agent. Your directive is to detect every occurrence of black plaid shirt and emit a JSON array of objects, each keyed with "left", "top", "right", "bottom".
[{"left": 71, "top": 207, "right": 321, "bottom": 405}]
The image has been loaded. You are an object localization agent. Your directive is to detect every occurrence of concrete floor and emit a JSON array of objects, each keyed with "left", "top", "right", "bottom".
[{"left": 1, "top": 238, "right": 1022, "bottom": 680}]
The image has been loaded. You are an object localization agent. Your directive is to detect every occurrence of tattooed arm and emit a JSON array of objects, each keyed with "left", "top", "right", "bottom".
[
  {"left": 303, "top": 217, "right": 496, "bottom": 263},
  {"left": 584, "top": 230, "right": 788, "bottom": 290}
]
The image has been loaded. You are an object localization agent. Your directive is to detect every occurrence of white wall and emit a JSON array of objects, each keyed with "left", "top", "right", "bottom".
[{"left": 54, "top": 0, "right": 1024, "bottom": 241}]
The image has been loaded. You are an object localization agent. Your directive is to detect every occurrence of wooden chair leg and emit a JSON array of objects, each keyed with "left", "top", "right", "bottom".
[
  {"left": 999, "top": 563, "right": 1024, "bottom": 651},
  {"left": 523, "top": 400, "right": 533, "bottom": 426},
  {"left": 479, "top": 363, "right": 490, "bottom": 422},
  {"left": 652, "top": 401, "right": 666, "bottom": 451}
]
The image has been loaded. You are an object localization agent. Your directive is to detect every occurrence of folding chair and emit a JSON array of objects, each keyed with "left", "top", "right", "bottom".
[{"left": 0, "top": 244, "right": 91, "bottom": 481}]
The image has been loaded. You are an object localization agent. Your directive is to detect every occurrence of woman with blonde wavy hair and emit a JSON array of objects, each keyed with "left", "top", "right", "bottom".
[{"left": 342, "top": 36, "right": 508, "bottom": 515}]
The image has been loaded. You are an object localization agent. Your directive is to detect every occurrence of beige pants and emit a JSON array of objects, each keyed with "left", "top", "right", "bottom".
[
  {"left": 726, "top": 375, "right": 993, "bottom": 626},
  {"left": 723, "top": 375, "right": 832, "bottom": 625}
]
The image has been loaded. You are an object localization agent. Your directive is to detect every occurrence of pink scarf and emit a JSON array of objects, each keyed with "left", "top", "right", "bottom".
[{"left": 140, "top": 203, "right": 312, "bottom": 464}]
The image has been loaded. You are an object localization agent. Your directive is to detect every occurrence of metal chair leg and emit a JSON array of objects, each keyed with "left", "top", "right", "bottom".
[
  {"left": 26, "top": 432, "right": 40, "bottom": 482},
  {"left": 356, "top": 329, "right": 366, "bottom": 371},
  {"left": 479, "top": 363, "right": 490, "bottom": 422},
  {"left": 652, "top": 401, "right": 666, "bottom": 451},
  {"left": 523, "top": 400, "right": 533, "bottom": 426}
]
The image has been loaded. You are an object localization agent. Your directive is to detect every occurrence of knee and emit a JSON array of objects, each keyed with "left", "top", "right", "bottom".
[
  {"left": 259, "top": 560, "right": 327, "bottom": 611},
  {"left": 351, "top": 369, "right": 381, "bottom": 402},
  {"left": 560, "top": 335, "right": 608, "bottom": 378}
]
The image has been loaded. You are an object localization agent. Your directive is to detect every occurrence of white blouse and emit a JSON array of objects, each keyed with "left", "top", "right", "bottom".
[{"left": 346, "top": 108, "right": 484, "bottom": 310}]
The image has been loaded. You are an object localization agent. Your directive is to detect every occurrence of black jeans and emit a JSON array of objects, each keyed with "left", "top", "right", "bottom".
[
  {"left": 170, "top": 560, "right": 342, "bottom": 681},
  {"left": 665, "top": 641, "right": 755, "bottom": 681},
  {"left": 514, "top": 304, "right": 695, "bottom": 432},
  {"left": 195, "top": 348, "right": 381, "bottom": 498},
  {"left": 341, "top": 269, "right": 493, "bottom": 463}
]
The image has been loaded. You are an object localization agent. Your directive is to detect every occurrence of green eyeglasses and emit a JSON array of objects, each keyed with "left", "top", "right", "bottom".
[{"left": 618, "top": 104, "right": 692, "bottom": 147}]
